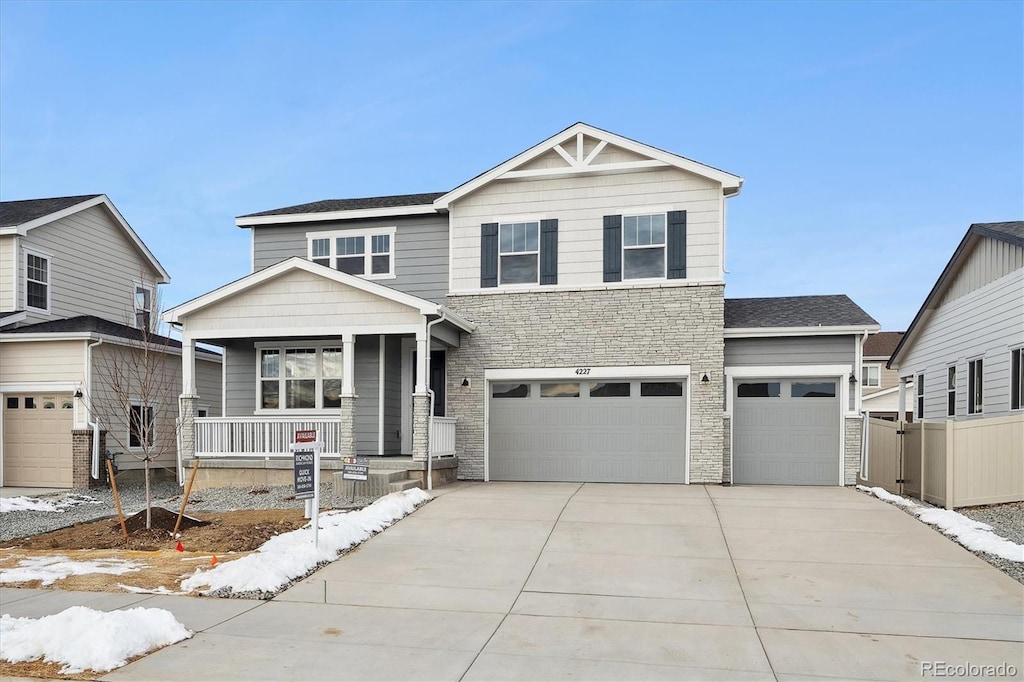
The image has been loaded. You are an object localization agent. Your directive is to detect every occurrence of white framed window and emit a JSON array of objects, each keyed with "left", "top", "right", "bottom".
[
  {"left": 916, "top": 373, "right": 925, "bottom": 419},
  {"left": 26, "top": 251, "right": 50, "bottom": 312},
  {"left": 968, "top": 358, "right": 983, "bottom": 414},
  {"left": 946, "top": 366, "right": 956, "bottom": 417},
  {"left": 623, "top": 213, "right": 666, "bottom": 280},
  {"left": 307, "top": 228, "right": 395, "bottom": 279},
  {"left": 862, "top": 365, "right": 881, "bottom": 388},
  {"left": 498, "top": 221, "right": 539, "bottom": 285},
  {"left": 129, "top": 403, "right": 154, "bottom": 449},
  {"left": 258, "top": 344, "right": 344, "bottom": 411},
  {"left": 1012, "top": 348, "right": 1023, "bottom": 411},
  {"left": 133, "top": 283, "right": 154, "bottom": 329}
]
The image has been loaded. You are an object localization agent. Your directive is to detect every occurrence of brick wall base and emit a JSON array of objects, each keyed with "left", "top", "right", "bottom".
[{"left": 71, "top": 429, "right": 106, "bottom": 489}]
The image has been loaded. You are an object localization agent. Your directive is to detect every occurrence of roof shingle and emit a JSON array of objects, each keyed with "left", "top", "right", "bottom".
[
  {"left": 863, "top": 331, "right": 905, "bottom": 357},
  {"left": 0, "top": 195, "right": 102, "bottom": 227},
  {"left": 725, "top": 295, "right": 878, "bottom": 329},
  {"left": 239, "top": 192, "right": 446, "bottom": 218},
  {"left": 4, "top": 315, "right": 218, "bottom": 357}
]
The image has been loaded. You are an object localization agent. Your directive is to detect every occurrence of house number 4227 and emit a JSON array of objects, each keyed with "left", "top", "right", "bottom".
[{"left": 574, "top": 368, "right": 591, "bottom": 375}]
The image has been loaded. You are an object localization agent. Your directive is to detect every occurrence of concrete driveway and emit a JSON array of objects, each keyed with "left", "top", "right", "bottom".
[{"left": 3, "top": 482, "right": 1022, "bottom": 680}]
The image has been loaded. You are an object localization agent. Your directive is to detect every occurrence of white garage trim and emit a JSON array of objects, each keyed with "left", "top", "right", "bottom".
[
  {"left": 483, "top": 365, "right": 691, "bottom": 483},
  {"left": 725, "top": 364, "right": 849, "bottom": 486}
]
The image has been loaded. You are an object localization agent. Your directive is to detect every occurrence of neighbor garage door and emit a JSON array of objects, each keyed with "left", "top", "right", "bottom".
[
  {"left": 489, "top": 378, "right": 687, "bottom": 483},
  {"left": 732, "top": 378, "right": 840, "bottom": 485},
  {"left": 2, "top": 393, "right": 75, "bottom": 487}
]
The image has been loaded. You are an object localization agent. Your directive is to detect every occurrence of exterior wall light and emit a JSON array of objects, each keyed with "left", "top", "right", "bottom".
[{"left": 701, "top": 374, "right": 710, "bottom": 385}]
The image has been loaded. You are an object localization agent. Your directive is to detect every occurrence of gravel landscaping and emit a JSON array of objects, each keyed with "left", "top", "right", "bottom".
[
  {"left": 957, "top": 501, "right": 1024, "bottom": 584},
  {"left": 0, "top": 482, "right": 380, "bottom": 543}
]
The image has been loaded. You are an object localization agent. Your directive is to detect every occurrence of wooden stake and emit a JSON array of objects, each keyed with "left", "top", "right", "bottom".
[
  {"left": 108, "top": 459, "right": 128, "bottom": 541},
  {"left": 173, "top": 459, "right": 201, "bottom": 538}
]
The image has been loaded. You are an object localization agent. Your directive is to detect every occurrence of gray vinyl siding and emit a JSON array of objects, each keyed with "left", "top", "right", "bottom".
[
  {"left": 383, "top": 336, "right": 403, "bottom": 454},
  {"left": 224, "top": 340, "right": 257, "bottom": 416},
  {"left": 19, "top": 205, "right": 163, "bottom": 325},
  {"left": 353, "top": 336, "right": 379, "bottom": 456},
  {"left": 899, "top": 266, "right": 1023, "bottom": 420},
  {"left": 725, "top": 335, "right": 856, "bottom": 367},
  {"left": 250, "top": 214, "right": 450, "bottom": 303}
]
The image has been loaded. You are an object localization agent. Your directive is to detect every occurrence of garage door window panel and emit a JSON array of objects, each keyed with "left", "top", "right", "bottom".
[
  {"left": 541, "top": 383, "right": 580, "bottom": 398},
  {"left": 25, "top": 397, "right": 36, "bottom": 409},
  {"left": 589, "top": 382, "right": 630, "bottom": 397},
  {"left": 6, "top": 397, "right": 17, "bottom": 409},
  {"left": 737, "top": 382, "right": 781, "bottom": 398},
  {"left": 791, "top": 382, "right": 836, "bottom": 398},
  {"left": 492, "top": 383, "right": 530, "bottom": 398},
  {"left": 640, "top": 381, "right": 683, "bottom": 397}
]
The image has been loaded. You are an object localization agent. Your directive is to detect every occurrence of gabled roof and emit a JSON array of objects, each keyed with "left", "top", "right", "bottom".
[
  {"left": 0, "top": 315, "right": 219, "bottom": 357},
  {"left": 863, "top": 331, "right": 905, "bottom": 358},
  {"left": 236, "top": 192, "right": 446, "bottom": 226},
  {"left": 0, "top": 195, "right": 102, "bottom": 227},
  {"left": 434, "top": 122, "right": 744, "bottom": 209},
  {"left": 724, "top": 295, "right": 879, "bottom": 336},
  {"left": 0, "top": 194, "right": 170, "bottom": 284},
  {"left": 163, "top": 257, "right": 475, "bottom": 332},
  {"left": 889, "top": 221, "right": 1024, "bottom": 368}
]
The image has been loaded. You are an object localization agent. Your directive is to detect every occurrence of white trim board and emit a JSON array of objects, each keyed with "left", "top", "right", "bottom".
[
  {"left": 725, "top": 325, "right": 879, "bottom": 339},
  {"left": 236, "top": 203, "right": 438, "bottom": 227}
]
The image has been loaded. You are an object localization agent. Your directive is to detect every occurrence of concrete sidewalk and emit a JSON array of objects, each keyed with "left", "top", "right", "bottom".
[{"left": 2, "top": 482, "right": 1022, "bottom": 680}]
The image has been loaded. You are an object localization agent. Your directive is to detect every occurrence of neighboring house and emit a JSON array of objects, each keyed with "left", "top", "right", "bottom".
[
  {"left": 861, "top": 331, "right": 913, "bottom": 421},
  {"left": 165, "top": 122, "right": 878, "bottom": 489},
  {"left": 0, "top": 195, "right": 221, "bottom": 488}
]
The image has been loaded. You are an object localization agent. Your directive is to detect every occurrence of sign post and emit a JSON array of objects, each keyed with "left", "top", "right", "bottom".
[
  {"left": 290, "top": 429, "right": 321, "bottom": 548},
  {"left": 341, "top": 456, "right": 369, "bottom": 504}
]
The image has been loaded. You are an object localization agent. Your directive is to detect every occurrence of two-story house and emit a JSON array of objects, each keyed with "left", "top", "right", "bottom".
[
  {"left": 165, "top": 123, "right": 878, "bottom": 490},
  {"left": 0, "top": 194, "right": 221, "bottom": 488},
  {"left": 860, "top": 331, "right": 913, "bottom": 421}
]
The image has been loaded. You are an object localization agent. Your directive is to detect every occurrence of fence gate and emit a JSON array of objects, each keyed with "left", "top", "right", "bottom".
[{"left": 861, "top": 417, "right": 904, "bottom": 495}]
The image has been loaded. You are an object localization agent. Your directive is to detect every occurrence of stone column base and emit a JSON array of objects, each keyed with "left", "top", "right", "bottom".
[
  {"left": 412, "top": 394, "right": 430, "bottom": 462},
  {"left": 338, "top": 395, "right": 357, "bottom": 456}
]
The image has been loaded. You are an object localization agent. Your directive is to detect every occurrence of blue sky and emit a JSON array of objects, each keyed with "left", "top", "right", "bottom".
[{"left": 1, "top": 1, "right": 1021, "bottom": 330}]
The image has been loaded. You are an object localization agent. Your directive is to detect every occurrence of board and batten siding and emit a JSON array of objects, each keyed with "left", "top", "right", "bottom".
[
  {"left": 940, "top": 236, "right": 1024, "bottom": 307},
  {"left": 19, "top": 205, "right": 163, "bottom": 326},
  {"left": 900, "top": 267, "right": 1023, "bottom": 420},
  {"left": 725, "top": 335, "right": 856, "bottom": 367},
  {"left": 223, "top": 341, "right": 257, "bottom": 417},
  {"left": 0, "top": 235, "right": 15, "bottom": 312},
  {"left": 181, "top": 268, "right": 424, "bottom": 336},
  {"left": 0, "top": 340, "right": 86, "bottom": 384},
  {"left": 250, "top": 214, "right": 450, "bottom": 303},
  {"left": 448, "top": 163, "right": 723, "bottom": 291}
]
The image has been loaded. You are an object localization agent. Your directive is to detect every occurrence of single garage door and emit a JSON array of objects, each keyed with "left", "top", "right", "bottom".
[
  {"left": 489, "top": 378, "right": 687, "bottom": 483},
  {"left": 3, "top": 393, "right": 75, "bottom": 487},
  {"left": 732, "top": 378, "right": 840, "bottom": 485}
]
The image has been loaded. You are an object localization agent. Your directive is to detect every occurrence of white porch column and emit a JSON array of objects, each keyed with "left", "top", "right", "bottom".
[
  {"left": 182, "top": 336, "right": 197, "bottom": 397},
  {"left": 178, "top": 335, "right": 199, "bottom": 484},
  {"left": 415, "top": 329, "right": 428, "bottom": 394},
  {"left": 342, "top": 332, "right": 356, "bottom": 396}
]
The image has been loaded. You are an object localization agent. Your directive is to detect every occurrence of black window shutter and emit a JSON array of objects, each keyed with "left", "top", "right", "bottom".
[
  {"left": 480, "top": 223, "right": 498, "bottom": 288},
  {"left": 539, "top": 219, "right": 558, "bottom": 285},
  {"left": 603, "top": 215, "right": 622, "bottom": 282},
  {"left": 667, "top": 210, "right": 687, "bottom": 279}
]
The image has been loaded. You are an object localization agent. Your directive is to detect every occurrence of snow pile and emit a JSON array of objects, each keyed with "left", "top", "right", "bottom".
[
  {"left": 181, "top": 487, "right": 430, "bottom": 595},
  {"left": 0, "top": 606, "right": 191, "bottom": 674},
  {"left": 857, "top": 486, "right": 1024, "bottom": 562},
  {"left": 1, "top": 555, "right": 142, "bottom": 586},
  {"left": 0, "top": 493, "right": 101, "bottom": 514}
]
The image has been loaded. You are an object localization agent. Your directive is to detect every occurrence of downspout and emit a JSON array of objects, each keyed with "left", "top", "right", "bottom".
[
  {"left": 857, "top": 328, "right": 870, "bottom": 483},
  {"left": 423, "top": 311, "right": 448, "bottom": 492},
  {"left": 86, "top": 338, "right": 104, "bottom": 480}
]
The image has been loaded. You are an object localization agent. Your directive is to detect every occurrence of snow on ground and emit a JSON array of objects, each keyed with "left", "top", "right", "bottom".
[
  {"left": 181, "top": 487, "right": 431, "bottom": 595},
  {"left": 0, "top": 555, "right": 142, "bottom": 586},
  {"left": 0, "top": 494, "right": 101, "bottom": 514},
  {"left": 0, "top": 606, "right": 191, "bottom": 674},
  {"left": 858, "top": 485, "right": 1024, "bottom": 562}
]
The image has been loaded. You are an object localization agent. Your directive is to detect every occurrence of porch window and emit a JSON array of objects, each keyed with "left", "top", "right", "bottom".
[
  {"left": 259, "top": 345, "right": 347, "bottom": 411},
  {"left": 307, "top": 228, "right": 394, "bottom": 278}
]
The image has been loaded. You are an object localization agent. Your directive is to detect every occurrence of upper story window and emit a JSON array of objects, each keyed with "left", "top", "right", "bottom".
[
  {"left": 26, "top": 252, "right": 50, "bottom": 312},
  {"left": 623, "top": 214, "right": 666, "bottom": 279},
  {"left": 862, "top": 365, "right": 881, "bottom": 388},
  {"left": 134, "top": 284, "right": 154, "bottom": 329},
  {"left": 499, "top": 222, "right": 539, "bottom": 285},
  {"left": 307, "top": 228, "right": 395, "bottom": 279},
  {"left": 968, "top": 358, "right": 983, "bottom": 414}
]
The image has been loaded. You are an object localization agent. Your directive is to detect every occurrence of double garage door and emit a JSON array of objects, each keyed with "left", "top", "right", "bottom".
[
  {"left": 732, "top": 378, "right": 840, "bottom": 485},
  {"left": 2, "top": 393, "right": 75, "bottom": 487},
  {"left": 488, "top": 377, "right": 687, "bottom": 483}
]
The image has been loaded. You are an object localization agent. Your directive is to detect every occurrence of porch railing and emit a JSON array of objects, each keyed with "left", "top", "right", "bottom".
[
  {"left": 430, "top": 417, "right": 457, "bottom": 457},
  {"left": 195, "top": 417, "right": 342, "bottom": 457}
]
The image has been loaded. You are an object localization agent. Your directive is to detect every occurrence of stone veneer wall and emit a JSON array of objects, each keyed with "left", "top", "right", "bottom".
[
  {"left": 445, "top": 284, "right": 725, "bottom": 482},
  {"left": 845, "top": 416, "right": 863, "bottom": 486}
]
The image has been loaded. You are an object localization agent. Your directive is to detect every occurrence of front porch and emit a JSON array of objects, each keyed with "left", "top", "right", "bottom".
[{"left": 164, "top": 258, "right": 474, "bottom": 487}]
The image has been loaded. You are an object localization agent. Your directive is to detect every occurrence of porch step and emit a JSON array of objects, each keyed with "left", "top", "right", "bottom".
[{"left": 331, "top": 470, "right": 423, "bottom": 499}]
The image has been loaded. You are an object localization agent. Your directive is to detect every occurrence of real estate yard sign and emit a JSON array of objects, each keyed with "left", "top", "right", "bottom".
[{"left": 289, "top": 429, "right": 321, "bottom": 547}]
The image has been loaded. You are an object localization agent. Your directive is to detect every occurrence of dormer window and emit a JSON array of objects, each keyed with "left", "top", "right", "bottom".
[
  {"left": 307, "top": 228, "right": 395, "bottom": 279},
  {"left": 26, "top": 252, "right": 50, "bottom": 312},
  {"left": 134, "top": 284, "right": 153, "bottom": 329}
]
